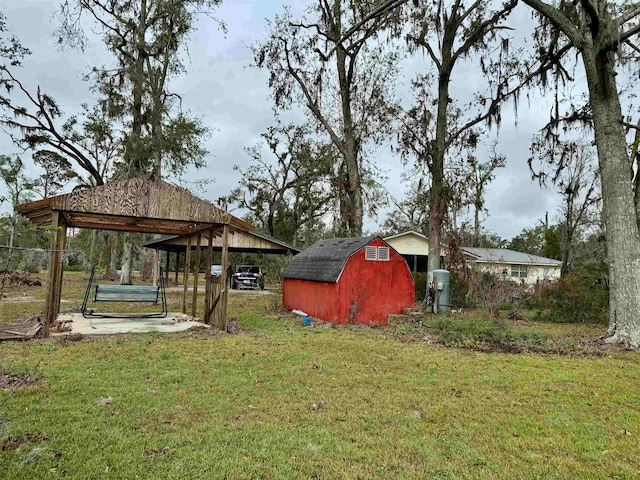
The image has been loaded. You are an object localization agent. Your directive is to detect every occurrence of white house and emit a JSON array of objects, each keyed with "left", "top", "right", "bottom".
[
  {"left": 383, "top": 231, "right": 445, "bottom": 272},
  {"left": 461, "top": 247, "right": 561, "bottom": 285}
]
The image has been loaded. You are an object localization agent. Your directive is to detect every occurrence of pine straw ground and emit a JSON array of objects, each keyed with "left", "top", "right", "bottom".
[{"left": 0, "top": 272, "right": 639, "bottom": 479}]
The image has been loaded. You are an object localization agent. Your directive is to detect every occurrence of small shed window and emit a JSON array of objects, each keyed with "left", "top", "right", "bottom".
[
  {"left": 511, "top": 264, "right": 528, "bottom": 279},
  {"left": 377, "top": 247, "right": 390, "bottom": 261},
  {"left": 365, "top": 246, "right": 377, "bottom": 260}
]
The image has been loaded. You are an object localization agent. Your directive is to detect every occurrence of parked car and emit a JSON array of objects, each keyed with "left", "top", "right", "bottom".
[
  {"left": 231, "top": 265, "right": 265, "bottom": 290},
  {"left": 210, "top": 265, "right": 222, "bottom": 277}
]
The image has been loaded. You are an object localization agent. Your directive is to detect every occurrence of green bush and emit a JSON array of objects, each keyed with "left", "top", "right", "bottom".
[
  {"left": 412, "top": 272, "right": 429, "bottom": 301},
  {"left": 428, "top": 317, "right": 550, "bottom": 347},
  {"left": 449, "top": 270, "right": 469, "bottom": 308},
  {"left": 533, "top": 260, "right": 609, "bottom": 324}
]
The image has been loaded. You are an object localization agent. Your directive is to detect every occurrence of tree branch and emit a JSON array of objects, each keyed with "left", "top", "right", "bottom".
[
  {"left": 621, "top": 22, "right": 640, "bottom": 43},
  {"left": 280, "top": 37, "right": 346, "bottom": 157},
  {"left": 616, "top": 3, "right": 640, "bottom": 26},
  {"left": 452, "top": 0, "right": 517, "bottom": 64},
  {"left": 520, "top": 0, "right": 584, "bottom": 46}
]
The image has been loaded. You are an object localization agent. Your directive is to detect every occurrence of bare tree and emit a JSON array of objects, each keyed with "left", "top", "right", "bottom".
[
  {"left": 396, "top": 0, "right": 522, "bottom": 275},
  {"left": 530, "top": 139, "right": 601, "bottom": 275},
  {"left": 230, "top": 123, "right": 335, "bottom": 246},
  {"left": 254, "top": 1, "right": 400, "bottom": 236},
  {"left": 468, "top": 152, "right": 506, "bottom": 247},
  {"left": 382, "top": 163, "right": 431, "bottom": 235}
]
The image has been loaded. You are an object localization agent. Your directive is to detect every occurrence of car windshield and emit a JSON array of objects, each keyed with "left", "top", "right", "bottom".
[{"left": 237, "top": 266, "right": 260, "bottom": 274}]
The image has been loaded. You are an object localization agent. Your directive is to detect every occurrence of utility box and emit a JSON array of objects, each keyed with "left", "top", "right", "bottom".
[{"left": 429, "top": 269, "right": 451, "bottom": 313}]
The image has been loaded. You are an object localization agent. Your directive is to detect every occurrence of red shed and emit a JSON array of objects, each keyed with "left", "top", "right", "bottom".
[{"left": 283, "top": 236, "right": 415, "bottom": 325}]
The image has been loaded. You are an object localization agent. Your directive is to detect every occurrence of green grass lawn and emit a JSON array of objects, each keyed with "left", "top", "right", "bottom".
[{"left": 1, "top": 272, "right": 639, "bottom": 479}]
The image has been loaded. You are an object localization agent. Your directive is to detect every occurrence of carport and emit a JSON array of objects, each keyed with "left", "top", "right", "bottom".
[
  {"left": 15, "top": 174, "right": 253, "bottom": 337},
  {"left": 142, "top": 229, "right": 300, "bottom": 296}
]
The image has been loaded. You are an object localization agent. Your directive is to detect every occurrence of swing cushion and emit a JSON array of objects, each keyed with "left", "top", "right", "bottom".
[{"left": 94, "top": 285, "right": 160, "bottom": 303}]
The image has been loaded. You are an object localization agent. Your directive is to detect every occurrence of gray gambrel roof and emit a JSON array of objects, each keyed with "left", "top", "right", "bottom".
[
  {"left": 283, "top": 236, "right": 378, "bottom": 283},
  {"left": 461, "top": 247, "right": 561, "bottom": 266}
]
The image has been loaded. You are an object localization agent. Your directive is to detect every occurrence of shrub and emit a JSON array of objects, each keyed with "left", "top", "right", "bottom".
[
  {"left": 467, "top": 270, "right": 527, "bottom": 318},
  {"left": 533, "top": 260, "right": 608, "bottom": 324},
  {"left": 428, "top": 316, "right": 550, "bottom": 347},
  {"left": 449, "top": 270, "right": 469, "bottom": 308},
  {"left": 412, "top": 272, "right": 429, "bottom": 301}
]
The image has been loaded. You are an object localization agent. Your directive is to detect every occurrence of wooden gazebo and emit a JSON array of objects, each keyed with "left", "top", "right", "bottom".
[{"left": 15, "top": 174, "right": 252, "bottom": 337}]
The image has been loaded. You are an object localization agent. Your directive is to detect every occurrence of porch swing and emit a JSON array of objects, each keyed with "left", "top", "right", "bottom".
[{"left": 81, "top": 266, "right": 167, "bottom": 318}]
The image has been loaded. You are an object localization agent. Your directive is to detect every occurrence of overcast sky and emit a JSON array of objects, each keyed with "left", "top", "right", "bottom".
[{"left": 0, "top": 0, "right": 567, "bottom": 241}]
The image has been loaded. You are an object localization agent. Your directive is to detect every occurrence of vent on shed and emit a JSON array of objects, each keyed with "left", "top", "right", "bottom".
[
  {"left": 365, "top": 245, "right": 377, "bottom": 260},
  {"left": 377, "top": 247, "right": 390, "bottom": 261}
]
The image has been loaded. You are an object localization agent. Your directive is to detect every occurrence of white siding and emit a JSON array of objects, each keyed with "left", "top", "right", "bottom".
[
  {"left": 474, "top": 262, "right": 561, "bottom": 286},
  {"left": 385, "top": 233, "right": 430, "bottom": 256}
]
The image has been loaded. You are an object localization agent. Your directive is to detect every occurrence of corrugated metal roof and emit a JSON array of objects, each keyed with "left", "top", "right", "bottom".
[
  {"left": 461, "top": 247, "right": 561, "bottom": 266},
  {"left": 283, "top": 236, "right": 377, "bottom": 283}
]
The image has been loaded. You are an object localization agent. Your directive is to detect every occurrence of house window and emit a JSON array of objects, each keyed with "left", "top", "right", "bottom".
[
  {"left": 511, "top": 264, "right": 528, "bottom": 279},
  {"left": 377, "top": 247, "right": 390, "bottom": 261},
  {"left": 365, "top": 246, "right": 377, "bottom": 260}
]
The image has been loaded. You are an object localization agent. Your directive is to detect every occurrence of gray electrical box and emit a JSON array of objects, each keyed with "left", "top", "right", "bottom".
[{"left": 430, "top": 269, "right": 451, "bottom": 313}]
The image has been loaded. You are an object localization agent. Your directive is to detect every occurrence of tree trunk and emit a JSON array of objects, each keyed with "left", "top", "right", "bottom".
[
  {"left": 334, "top": 1, "right": 363, "bottom": 237},
  {"left": 561, "top": 200, "right": 574, "bottom": 276},
  {"left": 120, "top": 234, "right": 134, "bottom": 285},
  {"left": 108, "top": 232, "right": 118, "bottom": 276},
  {"left": 632, "top": 119, "right": 640, "bottom": 228},
  {"left": 8, "top": 216, "right": 15, "bottom": 249},
  {"left": 125, "top": 0, "right": 148, "bottom": 174},
  {"left": 427, "top": 50, "right": 453, "bottom": 274},
  {"left": 560, "top": 223, "right": 572, "bottom": 276},
  {"left": 473, "top": 198, "right": 481, "bottom": 247},
  {"left": 583, "top": 42, "right": 640, "bottom": 347}
]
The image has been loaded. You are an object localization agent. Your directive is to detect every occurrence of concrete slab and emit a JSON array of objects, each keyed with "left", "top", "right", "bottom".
[{"left": 55, "top": 313, "right": 209, "bottom": 335}]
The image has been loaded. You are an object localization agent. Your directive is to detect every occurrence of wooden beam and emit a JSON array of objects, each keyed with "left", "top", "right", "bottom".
[
  {"left": 204, "top": 229, "right": 213, "bottom": 324},
  {"left": 61, "top": 212, "right": 206, "bottom": 235},
  {"left": 191, "top": 233, "right": 202, "bottom": 317},
  {"left": 182, "top": 235, "right": 192, "bottom": 314}
]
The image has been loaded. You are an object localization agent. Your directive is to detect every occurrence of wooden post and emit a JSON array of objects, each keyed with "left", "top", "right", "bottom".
[
  {"left": 153, "top": 248, "right": 159, "bottom": 287},
  {"left": 191, "top": 233, "right": 202, "bottom": 317},
  {"left": 44, "top": 211, "right": 65, "bottom": 338},
  {"left": 182, "top": 236, "right": 192, "bottom": 314},
  {"left": 174, "top": 251, "right": 180, "bottom": 284},
  {"left": 52, "top": 221, "right": 67, "bottom": 320},
  {"left": 165, "top": 250, "right": 170, "bottom": 284},
  {"left": 218, "top": 223, "right": 230, "bottom": 331},
  {"left": 204, "top": 229, "right": 213, "bottom": 324}
]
